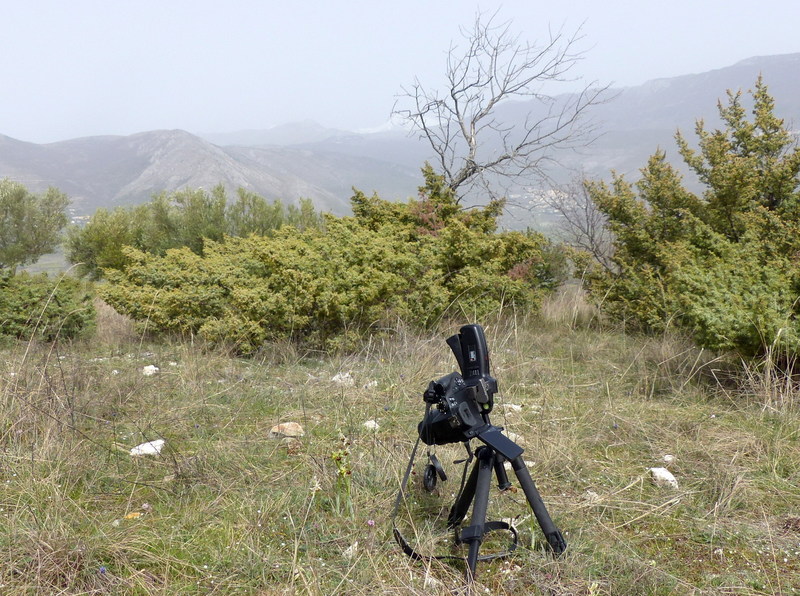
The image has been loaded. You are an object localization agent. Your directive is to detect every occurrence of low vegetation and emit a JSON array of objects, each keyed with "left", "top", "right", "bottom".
[
  {"left": 585, "top": 78, "right": 800, "bottom": 363},
  {"left": 65, "top": 185, "right": 323, "bottom": 280},
  {"left": 1, "top": 292, "right": 798, "bottom": 594},
  {"left": 0, "top": 178, "right": 69, "bottom": 273},
  {"left": 0, "top": 270, "right": 94, "bottom": 342},
  {"left": 99, "top": 167, "right": 563, "bottom": 352}
]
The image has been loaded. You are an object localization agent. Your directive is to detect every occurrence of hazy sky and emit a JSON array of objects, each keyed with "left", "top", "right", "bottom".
[{"left": 3, "top": 0, "right": 799, "bottom": 143}]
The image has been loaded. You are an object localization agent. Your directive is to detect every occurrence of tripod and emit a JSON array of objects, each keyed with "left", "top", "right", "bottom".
[
  {"left": 447, "top": 428, "right": 567, "bottom": 577},
  {"left": 397, "top": 323, "right": 566, "bottom": 580}
]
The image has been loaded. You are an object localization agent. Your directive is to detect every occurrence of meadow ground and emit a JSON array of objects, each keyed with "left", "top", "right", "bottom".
[{"left": 1, "top": 292, "right": 799, "bottom": 594}]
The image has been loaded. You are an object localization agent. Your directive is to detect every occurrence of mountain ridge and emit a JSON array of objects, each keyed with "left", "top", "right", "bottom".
[{"left": 2, "top": 53, "right": 799, "bottom": 216}]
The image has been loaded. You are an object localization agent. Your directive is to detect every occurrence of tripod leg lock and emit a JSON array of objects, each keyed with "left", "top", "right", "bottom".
[{"left": 458, "top": 524, "right": 484, "bottom": 545}]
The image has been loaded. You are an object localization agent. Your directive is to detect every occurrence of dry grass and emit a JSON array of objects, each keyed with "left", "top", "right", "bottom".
[
  {"left": 537, "top": 283, "right": 600, "bottom": 331},
  {"left": 92, "top": 298, "right": 139, "bottom": 348},
  {"left": 1, "top": 291, "right": 799, "bottom": 594}
]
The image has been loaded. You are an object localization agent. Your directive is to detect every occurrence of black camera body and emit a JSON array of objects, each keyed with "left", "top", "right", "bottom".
[{"left": 418, "top": 324, "right": 498, "bottom": 446}]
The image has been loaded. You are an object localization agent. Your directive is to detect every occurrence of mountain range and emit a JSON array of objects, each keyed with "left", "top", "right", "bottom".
[{"left": 2, "top": 53, "right": 799, "bottom": 218}]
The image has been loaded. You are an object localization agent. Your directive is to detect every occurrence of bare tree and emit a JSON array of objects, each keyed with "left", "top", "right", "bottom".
[
  {"left": 394, "top": 11, "right": 608, "bottom": 201},
  {"left": 545, "top": 176, "right": 615, "bottom": 271}
]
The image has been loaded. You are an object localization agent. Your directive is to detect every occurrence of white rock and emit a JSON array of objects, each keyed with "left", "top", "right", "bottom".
[
  {"left": 505, "top": 431, "right": 524, "bottom": 445},
  {"left": 649, "top": 467, "right": 679, "bottom": 489},
  {"left": 504, "top": 403, "right": 523, "bottom": 413},
  {"left": 503, "top": 460, "right": 535, "bottom": 472},
  {"left": 363, "top": 419, "right": 380, "bottom": 431},
  {"left": 663, "top": 454, "right": 676, "bottom": 464},
  {"left": 268, "top": 422, "right": 305, "bottom": 438},
  {"left": 331, "top": 372, "right": 355, "bottom": 386},
  {"left": 142, "top": 365, "right": 160, "bottom": 376},
  {"left": 363, "top": 380, "right": 378, "bottom": 389},
  {"left": 423, "top": 573, "right": 442, "bottom": 590},
  {"left": 585, "top": 490, "right": 601, "bottom": 504},
  {"left": 343, "top": 540, "right": 358, "bottom": 560},
  {"left": 283, "top": 437, "right": 303, "bottom": 454},
  {"left": 130, "top": 439, "right": 165, "bottom": 456}
]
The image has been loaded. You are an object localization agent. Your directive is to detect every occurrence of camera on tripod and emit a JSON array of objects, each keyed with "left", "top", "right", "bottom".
[
  {"left": 393, "top": 323, "right": 566, "bottom": 580},
  {"left": 417, "top": 324, "right": 524, "bottom": 468},
  {"left": 418, "top": 324, "right": 497, "bottom": 446}
]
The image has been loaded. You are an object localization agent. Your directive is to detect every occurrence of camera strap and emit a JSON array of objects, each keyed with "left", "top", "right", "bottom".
[{"left": 391, "top": 404, "right": 519, "bottom": 564}]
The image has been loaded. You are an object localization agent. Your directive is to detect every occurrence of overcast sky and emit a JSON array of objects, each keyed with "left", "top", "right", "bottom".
[{"left": 3, "top": 0, "right": 799, "bottom": 143}]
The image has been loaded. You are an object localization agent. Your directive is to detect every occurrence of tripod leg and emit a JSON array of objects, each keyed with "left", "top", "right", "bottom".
[
  {"left": 493, "top": 456, "right": 512, "bottom": 491},
  {"left": 461, "top": 447, "right": 495, "bottom": 577},
  {"left": 510, "top": 457, "right": 567, "bottom": 555},
  {"left": 447, "top": 454, "right": 481, "bottom": 528}
]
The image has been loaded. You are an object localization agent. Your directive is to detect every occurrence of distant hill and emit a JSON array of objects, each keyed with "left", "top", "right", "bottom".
[
  {"left": 1, "top": 53, "right": 798, "bottom": 217},
  {"left": 200, "top": 120, "right": 351, "bottom": 147},
  {"left": 556, "top": 53, "right": 800, "bottom": 181},
  {"left": 200, "top": 53, "right": 800, "bottom": 184},
  {"left": 0, "top": 129, "right": 420, "bottom": 215}
]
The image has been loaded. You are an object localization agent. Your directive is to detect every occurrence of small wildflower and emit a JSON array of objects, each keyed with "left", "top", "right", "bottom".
[{"left": 367, "top": 519, "right": 375, "bottom": 527}]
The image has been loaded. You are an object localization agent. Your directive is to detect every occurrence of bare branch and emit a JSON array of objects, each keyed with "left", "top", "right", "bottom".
[
  {"left": 394, "top": 10, "right": 610, "bottom": 202},
  {"left": 544, "top": 176, "right": 615, "bottom": 271}
]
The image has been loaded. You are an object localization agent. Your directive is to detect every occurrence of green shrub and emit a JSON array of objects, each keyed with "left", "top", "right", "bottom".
[
  {"left": 585, "top": 78, "right": 800, "bottom": 361},
  {"left": 0, "top": 179, "right": 69, "bottom": 272},
  {"left": 65, "top": 185, "right": 324, "bottom": 280},
  {"left": 101, "top": 167, "right": 563, "bottom": 351},
  {"left": 0, "top": 271, "right": 95, "bottom": 341}
]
